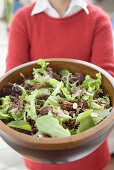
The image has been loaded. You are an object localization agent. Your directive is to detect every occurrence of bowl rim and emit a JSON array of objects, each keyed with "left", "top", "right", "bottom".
[{"left": 0, "top": 58, "right": 114, "bottom": 148}]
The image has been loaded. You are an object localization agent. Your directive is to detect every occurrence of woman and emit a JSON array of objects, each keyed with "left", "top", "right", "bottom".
[{"left": 6, "top": 0, "right": 114, "bottom": 170}]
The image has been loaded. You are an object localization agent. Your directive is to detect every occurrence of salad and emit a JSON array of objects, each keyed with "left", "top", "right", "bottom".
[{"left": 0, "top": 59, "right": 112, "bottom": 138}]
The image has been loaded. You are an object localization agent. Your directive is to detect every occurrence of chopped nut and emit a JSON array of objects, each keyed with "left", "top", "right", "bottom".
[
  {"left": 64, "top": 110, "right": 69, "bottom": 115},
  {"left": 58, "top": 99, "right": 73, "bottom": 111},
  {"left": 40, "top": 106, "right": 53, "bottom": 116},
  {"left": 73, "top": 103, "right": 78, "bottom": 109},
  {"left": 78, "top": 100, "right": 88, "bottom": 110}
]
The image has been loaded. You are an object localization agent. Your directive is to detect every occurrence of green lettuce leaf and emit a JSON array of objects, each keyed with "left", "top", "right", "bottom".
[
  {"left": 70, "top": 82, "right": 77, "bottom": 93},
  {"left": 90, "top": 101, "right": 101, "bottom": 110},
  {"left": 25, "top": 89, "right": 38, "bottom": 120},
  {"left": 61, "top": 70, "right": 71, "bottom": 89},
  {"left": 43, "top": 96, "right": 60, "bottom": 108},
  {"left": 37, "top": 59, "right": 49, "bottom": 71},
  {"left": 0, "top": 112, "right": 12, "bottom": 120},
  {"left": 76, "top": 109, "right": 93, "bottom": 122},
  {"left": 30, "top": 88, "right": 50, "bottom": 99},
  {"left": 0, "top": 96, "right": 11, "bottom": 110},
  {"left": 0, "top": 96, "right": 11, "bottom": 119},
  {"left": 10, "top": 108, "right": 24, "bottom": 121},
  {"left": 81, "top": 73, "right": 102, "bottom": 93},
  {"left": 72, "top": 86, "right": 83, "bottom": 100},
  {"left": 70, "top": 129, "right": 77, "bottom": 135},
  {"left": 8, "top": 120, "right": 31, "bottom": 131},
  {"left": 61, "top": 87, "right": 72, "bottom": 101},
  {"left": 33, "top": 59, "right": 50, "bottom": 83},
  {"left": 91, "top": 109, "right": 111, "bottom": 125},
  {"left": 48, "top": 78, "right": 60, "bottom": 87},
  {"left": 36, "top": 115, "right": 71, "bottom": 137},
  {"left": 77, "top": 116, "right": 94, "bottom": 133},
  {"left": 17, "top": 85, "right": 27, "bottom": 100},
  {"left": 51, "top": 81, "right": 63, "bottom": 96},
  {"left": 33, "top": 68, "right": 50, "bottom": 83}
]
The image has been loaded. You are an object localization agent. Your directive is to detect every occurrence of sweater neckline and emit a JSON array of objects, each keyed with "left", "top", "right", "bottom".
[{"left": 40, "top": 9, "right": 85, "bottom": 22}]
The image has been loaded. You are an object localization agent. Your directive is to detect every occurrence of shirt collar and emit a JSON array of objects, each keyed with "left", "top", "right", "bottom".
[
  {"left": 72, "top": 0, "right": 89, "bottom": 14},
  {"left": 31, "top": 0, "right": 49, "bottom": 16},
  {"left": 31, "top": 0, "right": 89, "bottom": 16}
]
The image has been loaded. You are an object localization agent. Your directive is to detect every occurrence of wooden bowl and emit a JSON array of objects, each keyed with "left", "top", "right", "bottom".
[{"left": 0, "top": 59, "right": 114, "bottom": 164}]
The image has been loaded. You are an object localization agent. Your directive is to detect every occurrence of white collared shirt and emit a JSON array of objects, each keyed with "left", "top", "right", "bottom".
[{"left": 31, "top": 0, "right": 89, "bottom": 17}]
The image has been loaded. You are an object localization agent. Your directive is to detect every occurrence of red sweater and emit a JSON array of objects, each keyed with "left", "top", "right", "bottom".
[
  {"left": 7, "top": 3, "right": 114, "bottom": 76},
  {"left": 6, "top": 2, "right": 114, "bottom": 170}
]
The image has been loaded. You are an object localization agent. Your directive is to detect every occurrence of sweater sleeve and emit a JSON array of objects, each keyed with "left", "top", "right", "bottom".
[
  {"left": 6, "top": 9, "right": 30, "bottom": 71},
  {"left": 90, "top": 12, "right": 114, "bottom": 77}
]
